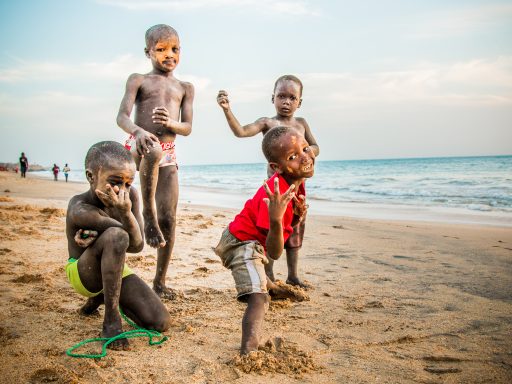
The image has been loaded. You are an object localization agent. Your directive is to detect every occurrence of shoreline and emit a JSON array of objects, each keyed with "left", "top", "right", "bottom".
[{"left": 21, "top": 171, "right": 512, "bottom": 228}]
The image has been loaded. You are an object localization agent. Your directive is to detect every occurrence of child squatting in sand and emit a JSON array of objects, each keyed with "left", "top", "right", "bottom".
[
  {"left": 117, "top": 24, "right": 194, "bottom": 299},
  {"left": 214, "top": 126, "right": 315, "bottom": 354},
  {"left": 217, "top": 75, "right": 319, "bottom": 289},
  {"left": 65, "top": 141, "right": 170, "bottom": 350}
]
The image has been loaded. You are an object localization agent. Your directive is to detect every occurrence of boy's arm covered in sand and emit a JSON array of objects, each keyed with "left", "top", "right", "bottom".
[
  {"left": 117, "top": 73, "right": 160, "bottom": 154},
  {"left": 263, "top": 179, "right": 296, "bottom": 260},
  {"left": 69, "top": 187, "right": 143, "bottom": 253},
  {"left": 153, "top": 82, "right": 194, "bottom": 136},
  {"left": 217, "top": 90, "right": 267, "bottom": 137},
  {"left": 299, "top": 118, "right": 320, "bottom": 157}
]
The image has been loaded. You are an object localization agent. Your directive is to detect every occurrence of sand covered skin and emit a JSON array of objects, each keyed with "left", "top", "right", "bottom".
[{"left": 0, "top": 171, "right": 511, "bottom": 383}]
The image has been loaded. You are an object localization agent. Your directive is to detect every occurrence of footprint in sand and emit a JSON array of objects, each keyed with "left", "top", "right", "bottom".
[{"left": 11, "top": 273, "right": 45, "bottom": 284}]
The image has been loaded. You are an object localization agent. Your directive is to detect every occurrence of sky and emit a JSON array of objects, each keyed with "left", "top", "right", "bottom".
[{"left": 0, "top": 0, "right": 511, "bottom": 168}]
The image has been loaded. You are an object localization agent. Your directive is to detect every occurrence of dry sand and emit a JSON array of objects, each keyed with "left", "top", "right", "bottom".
[{"left": 0, "top": 171, "right": 511, "bottom": 383}]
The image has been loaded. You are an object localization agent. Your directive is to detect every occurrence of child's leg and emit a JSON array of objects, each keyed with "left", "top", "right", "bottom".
[
  {"left": 241, "top": 293, "right": 269, "bottom": 354},
  {"left": 137, "top": 144, "right": 166, "bottom": 248},
  {"left": 285, "top": 219, "right": 310, "bottom": 288},
  {"left": 77, "top": 227, "right": 130, "bottom": 349},
  {"left": 119, "top": 274, "right": 171, "bottom": 331},
  {"left": 152, "top": 165, "right": 179, "bottom": 299}
]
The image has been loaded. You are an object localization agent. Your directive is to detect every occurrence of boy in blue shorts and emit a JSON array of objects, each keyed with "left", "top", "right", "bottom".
[
  {"left": 217, "top": 75, "right": 319, "bottom": 288},
  {"left": 65, "top": 141, "right": 170, "bottom": 350},
  {"left": 214, "top": 126, "right": 314, "bottom": 354}
]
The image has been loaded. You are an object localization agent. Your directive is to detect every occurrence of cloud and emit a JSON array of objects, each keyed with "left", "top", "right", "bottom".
[
  {"left": 299, "top": 57, "right": 512, "bottom": 108},
  {"left": 96, "top": 0, "right": 320, "bottom": 16},
  {"left": 409, "top": 3, "right": 512, "bottom": 38}
]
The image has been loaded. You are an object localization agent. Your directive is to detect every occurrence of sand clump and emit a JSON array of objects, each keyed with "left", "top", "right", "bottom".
[{"left": 232, "top": 337, "right": 322, "bottom": 376}]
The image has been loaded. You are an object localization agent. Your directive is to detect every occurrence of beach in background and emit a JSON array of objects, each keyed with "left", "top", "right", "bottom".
[
  {"left": 35, "top": 155, "right": 512, "bottom": 226},
  {"left": 0, "top": 171, "right": 511, "bottom": 383}
]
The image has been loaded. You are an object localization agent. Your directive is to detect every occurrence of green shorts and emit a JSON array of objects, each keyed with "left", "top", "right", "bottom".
[
  {"left": 65, "top": 258, "right": 134, "bottom": 298},
  {"left": 214, "top": 228, "right": 269, "bottom": 301}
]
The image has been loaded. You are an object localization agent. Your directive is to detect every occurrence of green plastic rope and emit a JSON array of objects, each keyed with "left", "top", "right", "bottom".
[{"left": 66, "top": 308, "right": 168, "bottom": 359}]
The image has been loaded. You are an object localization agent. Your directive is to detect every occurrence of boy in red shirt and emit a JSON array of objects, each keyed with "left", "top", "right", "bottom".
[{"left": 214, "top": 126, "right": 315, "bottom": 355}]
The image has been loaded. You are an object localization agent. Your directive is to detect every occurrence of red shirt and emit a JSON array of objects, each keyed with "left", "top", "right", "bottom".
[{"left": 229, "top": 173, "right": 306, "bottom": 250}]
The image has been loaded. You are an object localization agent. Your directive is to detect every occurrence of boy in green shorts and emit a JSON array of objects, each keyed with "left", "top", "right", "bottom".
[{"left": 65, "top": 141, "right": 170, "bottom": 350}]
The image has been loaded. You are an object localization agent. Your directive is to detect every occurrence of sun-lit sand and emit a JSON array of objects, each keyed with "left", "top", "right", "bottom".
[{"left": 0, "top": 171, "right": 511, "bottom": 383}]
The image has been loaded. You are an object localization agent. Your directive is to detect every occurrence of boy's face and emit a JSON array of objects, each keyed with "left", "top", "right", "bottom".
[
  {"left": 272, "top": 80, "right": 302, "bottom": 117},
  {"left": 270, "top": 132, "right": 315, "bottom": 180},
  {"left": 87, "top": 161, "right": 136, "bottom": 196},
  {"left": 145, "top": 35, "right": 181, "bottom": 72}
]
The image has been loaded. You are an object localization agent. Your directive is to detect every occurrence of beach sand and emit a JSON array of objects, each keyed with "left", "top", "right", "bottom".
[{"left": 0, "top": 171, "right": 511, "bottom": 383}]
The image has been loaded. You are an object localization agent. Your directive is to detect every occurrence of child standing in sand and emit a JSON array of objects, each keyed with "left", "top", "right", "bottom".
[
  {"left": 217, "top": 75, "right": 318, "bottom": 288},
  {"left": 65, "top": 141, "right": 170, "bottom": 349},
  {"left": 214, "top": 126, "right": 314, "bottom": 354},
  {"left": 117, "top": 24, "right": 194, "bottom": 299}
]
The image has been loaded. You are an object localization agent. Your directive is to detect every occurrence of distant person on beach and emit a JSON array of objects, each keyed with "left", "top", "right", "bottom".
[
  {"left": 19, "top": 152, "right": 28, "bottom": 178},
  {"left": 65, "top": 141, "right": 170, "bottom": 349},
  {"left": 117, "top": 24, "right": 194, "bottom": 299},
  {"left": 52, "top": 164, "right": 60, "bottom": 181},
  {"left": 217, "top": 75, "right": 319, "bottom": 289},
  {"left": 63, "top": 163, "right": 71, "bottom": 182},
  {"left": 214, "top": 126, "right": 313, "bottom": 354}
]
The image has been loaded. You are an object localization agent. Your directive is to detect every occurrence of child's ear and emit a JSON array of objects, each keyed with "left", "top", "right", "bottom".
[
  {"left": 269, "top": 162, "right": 283, "bottom": 174},
  {"left": 144, "top": 47, "right": 150, "bottom": 58},
  {"left": 271, "top": 94, "right": 275, "bottom": 104},
  {"left": 298, "top": 98, "right": 302, "bottom": 108},
  {"left": 85, "top": 169, "right": 94, "bottom": 184}
]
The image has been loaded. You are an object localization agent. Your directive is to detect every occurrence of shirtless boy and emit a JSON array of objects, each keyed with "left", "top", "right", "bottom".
[
  {"left": 65, "top": 141, "right": 170, "bottom": 349},
  {"left": 217, "top": 75, "right": 318, "bottom": 288},
  {"left": 117, "top": 24, "right": 194, "bottom": 298},
  {"left": 214, "top": 126, "right": 314, "bottom": 354}
]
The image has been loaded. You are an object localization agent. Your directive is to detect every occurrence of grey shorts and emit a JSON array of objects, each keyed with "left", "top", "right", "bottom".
[{"left": 214, "top": 228, "right": 269, "bottom": 301}]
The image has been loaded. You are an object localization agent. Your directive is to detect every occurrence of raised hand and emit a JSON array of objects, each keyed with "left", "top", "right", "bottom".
[
  {"left": 293, "top": 194, "right": 308, "bottom": 222},
  {"left": 152, "top": 106, "right": 178, "bottom": 129},
  {"left": 263, "top": 177, "right": 296, "bottom": 223},
  {"left": 95, "top": 185, "right": 132, "bottom": 214},
  {"left": 74, "top": 229, "right": 98, "bottom": 248},
  {"left": 216, "top": 90, "right": 230, "bottom": 110}
]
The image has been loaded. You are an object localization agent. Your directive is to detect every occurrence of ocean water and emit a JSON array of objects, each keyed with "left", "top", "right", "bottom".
[{"left": 35, "top": 156, "right": 512, "bottom": 214}]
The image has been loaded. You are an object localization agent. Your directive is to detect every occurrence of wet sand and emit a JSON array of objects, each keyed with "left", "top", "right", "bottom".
[{"left": 0, "top": 171, "right": 511, "bottom": 383}]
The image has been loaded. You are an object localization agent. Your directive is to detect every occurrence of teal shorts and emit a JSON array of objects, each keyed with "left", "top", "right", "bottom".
[{"left": 65, "top": 258, "right": 134, "bottom": 298}]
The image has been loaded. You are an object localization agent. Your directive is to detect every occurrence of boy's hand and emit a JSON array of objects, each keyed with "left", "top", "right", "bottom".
[
  {"left": 134, "top": 129, "right": 159, "bottom": 156},
  {"left": 74, "top": 229, "right": 98, "bottom": 248},
  {"left": 216, "top": 90, "right": 230, "bottom": 110},
  {"left": 152, "top": 107, "right": 178, "bottom": 130},
  {"left": 263, "top": 177, "right": 296, "bottom": 222},
  {"left": 95, "top": 185, "right": 132, "bottom": 214},
  {"left": 293, "top": 194, "right": 308, "bottom": 223}
]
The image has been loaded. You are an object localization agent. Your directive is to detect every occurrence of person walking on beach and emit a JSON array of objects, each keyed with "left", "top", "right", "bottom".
[
  {"left": 63, "top": 163, "right": 71, "bottom": 182},
  {"left": 52, "top": 164, "right": 60, "bottom": 181},
  {"left": 117, "top": 24, "right": 194, "bottom": 299},
  {"left": 214, "top": 126, "right": 313, "bottom": 354},
  {"left": 19, "top": 152, "right": 28, "bottom": 178},
  {"left": 217, "top": 75, "right": 319, "bottom": 289}
]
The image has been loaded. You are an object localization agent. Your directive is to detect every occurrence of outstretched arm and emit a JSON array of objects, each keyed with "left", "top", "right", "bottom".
[
  {"left": 263, "top": 178, "right": 296, "bottom": 260},
  {"left": 117, "top": 74, "right": 159, "bottom": 155},
  {"left": 300, "top": 118, "right": 320, "bottom": 157},
  {"left": 217, "top": 90, "right": 266, "bottom": 137}
]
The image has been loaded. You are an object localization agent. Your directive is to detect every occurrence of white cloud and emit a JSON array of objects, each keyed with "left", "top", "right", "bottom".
[
  {"left": 96, "top": 0, "right": 320, "bottom": 16},
  {"left": 409, "top": 3, "right": 512, "bottom": 38}
]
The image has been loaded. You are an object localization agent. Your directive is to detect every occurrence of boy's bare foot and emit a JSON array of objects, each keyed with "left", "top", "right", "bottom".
[
  {"left": 102, "top": 323, "right": 130, "bottom": 351},
  {"left": 268, "top": 280, "right": 309, "bottom": 302},
  {"left": 285, "top": 277, "right": 313, "bottom": 290},
  {"left": 153, "top": 284, "right": 183, "bottom": 301},
  {"left": 144, "top": 218, "right": 166, "bottom": 248},
  {"left": 79, "top": 295, "right": 104, "bottom": 316}
]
